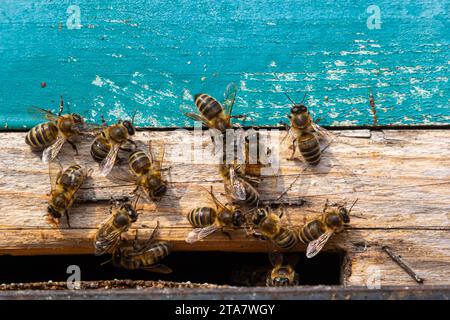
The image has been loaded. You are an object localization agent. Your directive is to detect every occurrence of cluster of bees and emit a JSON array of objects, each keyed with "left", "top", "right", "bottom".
[{"left": 25, "top": 84, "right": 357, "bottom": 286}]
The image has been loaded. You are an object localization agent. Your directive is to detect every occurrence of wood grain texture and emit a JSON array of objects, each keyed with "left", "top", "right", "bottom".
[{"left": 0, "top": 128, "right": 449, "bottom": 286}]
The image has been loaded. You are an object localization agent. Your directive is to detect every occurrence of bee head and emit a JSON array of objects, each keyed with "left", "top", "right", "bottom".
[
  {"left": 71, "top": 113, "right": 83, "bottom": 124},
  {"left": 232, "top": 210, "right": 245, "bottom": 227},
  {"left": 47, "top": 205, "right": 62, "bottom": 219},
  {"left": 122, "top": 120, "right": 136, "bottom": 136},
  {"left": 290, "top": 104, "right": 307, "bottom": 115},
  {"left": 339, "top": 207, "right": 350, "bottom": 223},
  {"left": 119, "top": 203, "right": 138, "bottom": 223},
  {"left": 252, "top": 208, "right": 268, "bottom": 226},
  {"left": 147, "top": 177, "right": 167, "bottom": 199}
]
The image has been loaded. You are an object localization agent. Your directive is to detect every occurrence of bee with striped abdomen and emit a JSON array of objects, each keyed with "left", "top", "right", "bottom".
[
  {"left": 266, "top": 252, "right": 299, "bottom": 287},
  {"left": 182, "top": 82, "right": 244, "bottom": 132},
  {"left": 47, "top": 160, "right": 92, "bottom": 227},
  {"left": 281, "top": 93, "right": 332, "bottom": 166},
  {"left": 112, "top": 221, "right": 172, "bottom": 273},
  {"left": 220, "top": 164, "right": 260, "bottom": 207},
  {"left": 299, "top": 199, "right": 357, "bottom": 258},
  {"left": 26, "top": 96, "right": 86, "bottom": 162},
  {"left": 90, "top": 116, "right": 136, "bottom": 176},
  {"left": 128, "top": 141, "right": 168, "bottom": 201},
  {"left": 94, "top": 196, "right": 140, "bottom": 256},
  {"left": 250, "top": 207, "right": 298, "bottom": 250},
  {"left": 185, "top": 186, "right": 245, "bottom": 243}
]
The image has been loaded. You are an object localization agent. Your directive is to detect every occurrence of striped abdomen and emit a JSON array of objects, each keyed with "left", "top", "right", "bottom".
[
  {"left": 187, "top": 207, "right": 217, "bottom": 227},
  {"left": 25, "top": 122, "right": 59, "bottom": 150},
  {"left": 194, "top": 93, "right": 223, "bottom": 120},
  {"left": 297, "top": 132, "right": 321, "bottom": 165},
  {"left": 298, "top": 219, "right": 326, "bottom": 244},
  {"left": 273, "top": 227, "right": 298, "bottom": 250},
  {"left": 58, "top": 165, "right": 86, "bottom": 190},
  {"left": 129, "top": 150, "right": 151, "bottom": 176},
  {"left": 90, "top": 136, "right": 111, "bottom": 162},
  {"left": 119, "top": 242, "right": 170, "bottom": 270},
  {"left": 242, "top": 180, "right": 259, "bottom": 206},
  {"left": 140, "top": 242, "right": 171, "bottom": 266}
]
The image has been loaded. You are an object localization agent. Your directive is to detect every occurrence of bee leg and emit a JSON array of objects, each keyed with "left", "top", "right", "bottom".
[
  {"left": 252, "top": 231, "right": 266, "bottom": 241},
  {"left": 132, "top": 229, "right": 141, "bottom": 250},
  {"left": 67, "top": 139, "right": 79, "bottom": 155},
  {"left": 127, "top": 139, "right": 137, "bottom": 147},
  {"left": 287, "top": 140, "right": 297, "bottom": 160},
  {"left": 100, "top": 115, "right": 107, "bottom": 127},
  {"left": 65, "top": 211, "right": 71, "bottom": 228},
  {"left": 221, "top": 228, "right": 232, "bottom": 240}
]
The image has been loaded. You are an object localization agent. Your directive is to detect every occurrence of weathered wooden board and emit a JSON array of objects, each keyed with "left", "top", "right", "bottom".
[
  {"left": 1, "top": 0, "right": 449, "bottom": 129},
  {"left": 0, "top": 128, "right": 449, "bottom": 286}
]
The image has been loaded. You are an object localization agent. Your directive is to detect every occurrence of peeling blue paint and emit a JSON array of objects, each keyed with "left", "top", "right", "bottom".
[{"left": 0, "top": 0, "right": 449, "bottom": 129}]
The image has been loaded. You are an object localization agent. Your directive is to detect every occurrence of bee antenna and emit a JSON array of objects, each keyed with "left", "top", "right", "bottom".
[
  {"left": 272, "top": 72, "right": 297, "bottom": 106},
  {"left": 100, "top": 259, "right": 112, "bottom": 266},
  {"left": 134, "top": 193, "right": 141, "bottom": 208},
  {"left": 348, "top": 198, "right": 359, "bottom": 213},
  {"left": 300, "top": 92, "right": 307, "bottom": 104},
  {"left": 131, "top": 110, "right": 137, "bottom": 126},
  {"left": 283, "top": 92, "right": 296, "bottom": 106}
]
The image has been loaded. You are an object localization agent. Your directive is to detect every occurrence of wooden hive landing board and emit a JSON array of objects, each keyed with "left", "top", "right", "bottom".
[{"left": 0, "top": 128, "right": 449, "bottom": 286}]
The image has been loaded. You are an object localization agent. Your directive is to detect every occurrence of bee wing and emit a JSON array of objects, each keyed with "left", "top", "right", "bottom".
[
  {"left": 100, "top": 143, "right": 121, "bottom": 177},
  {"left": 311, "top": 122, "right": 335, "bottom": 142},
  {"left": 306, "top": 231, "right": 334, "bottom": 258},
  {"left": 148, "top": 140, "right": 165, "bottom": 170},
  {"left": 223, "top": 82, "right": 238, "bottom": 116},
  {"left": 269, "top": 251, "right": 284, "bottom": 267},
  {"left": 142, "top": 264, "right": 173, "bottom": 274},
  {"left": 185, "top": 225, "right": 220, "bottom": 244},
  {"left": 229, "top": 167, "right": 247, "bottom": 201},
  {"left": 42, "top": 136, "right": 66, "bottom": 163},
  {"left": 94, "top": 217, "right": 127, "bottom": 256},
  {"left": 180, "top": 105, "right": 209, "bottom": 126},
  {"left": 48, "top": 160, "right": 62, "bottom": 192},
  {"left": 27, "top": 107, "right": 58, "bottom": 121}
]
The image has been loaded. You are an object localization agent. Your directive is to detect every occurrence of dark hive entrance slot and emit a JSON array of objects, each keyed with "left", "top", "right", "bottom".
[{"left": 0, "top": 251, "right": 344, "bottom": 286}]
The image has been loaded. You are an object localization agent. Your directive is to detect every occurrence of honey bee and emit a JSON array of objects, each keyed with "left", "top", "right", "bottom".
[
  {"left": 266, "top": 252, "right": 299, "bottom": 287},
  {"left": 299, "top": 199, "right": 357, "bottom": 258},
  {"left": 128, "top": 141, "right": 168, "bottom": 201},
  {"left": 182, "top": 82, "right": 243, "bottom": 132},
  {"left": 185, "top": 186, "right": 245, "bottom": 243},
  {"left": 47, "top": 161, "right": 92, "bottom": 227},
  {"left": 90, "top": 117, "right": 136, "bottom": 176},
  {"left": 112, "top": 222, "right": 172, "bottom": 273},
  {"left": 250, "top": 207, "right": 298, "bottom": 250},
  {"left": 282, "top": 93, "right": 331, "bottom": 165},
  {"left": 94, "top": 196, "right": 140, "bottom": 256},
  {"left": 26, "top": 96, "right": 86, "bottom": 162},
  {"left": 220, "top": 164, "right": 260, "bottom": 207}
]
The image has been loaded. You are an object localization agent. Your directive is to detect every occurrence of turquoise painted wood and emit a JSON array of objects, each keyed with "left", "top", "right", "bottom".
[{"left": 0, "top": 0, "right": 449, "bottom": 129}]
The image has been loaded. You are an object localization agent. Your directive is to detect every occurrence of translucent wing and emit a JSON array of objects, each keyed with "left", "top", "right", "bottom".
[
  {"left": 94, "top": 215, "right": 127, "bottom": 256},
  {"left": 27, "top": 107, "right": 58, "bottom": 121},
  {"left": 142, "top": 264, "right": 173, "bottom": 274},
  {"left": 42, "top": 136, "right": 66, "bottom": 163},
  {"left": 48, "top": 160, "right": 62, "bottom": 192},
  {"left": 306, "top": 231, "right": 334, "bottom": 258},
  {"left": 185, "top": 225, "right": 219, "bottom": 244},
  {"left": 148, "top": 140, "right": 164, "bottom": 171},
  {"left": 311, "top": 122, "right": 334, "bottom": 141},
  {"left": 180, "top": 106, "right": 209, "bottom": 125},
  {"left": 100, "top": 143, "right": 121, "bottom": 177},
  {"left": 223, "top": 82, "right": 238, "bottom": 116},
  {"left": 229, "top": 167, "right": 247, "bottom": 201}
]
